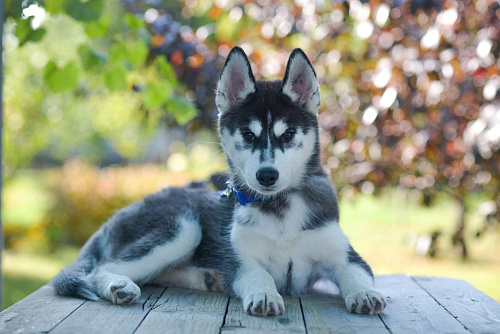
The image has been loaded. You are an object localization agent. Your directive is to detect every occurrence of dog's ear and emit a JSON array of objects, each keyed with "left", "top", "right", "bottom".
[
  {"left": 281, "top": 49, "right": 320, "bottom": 113},
  {"left": 216, "top": 47, "right": 257, "bottom": 114}
]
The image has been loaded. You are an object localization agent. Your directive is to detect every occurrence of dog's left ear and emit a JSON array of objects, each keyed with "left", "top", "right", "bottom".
[{"left": 281, "top": 49, "right": 320, "bottom": 113}]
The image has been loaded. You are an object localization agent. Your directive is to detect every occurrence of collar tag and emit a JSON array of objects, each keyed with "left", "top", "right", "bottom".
[{"left": 219, "top": 183, "right": 233, "bottom": 199}]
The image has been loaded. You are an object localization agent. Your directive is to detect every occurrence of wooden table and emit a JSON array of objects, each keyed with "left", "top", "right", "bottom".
[{"left": 2, "top": 274, "right": 500, "bottom": 333}]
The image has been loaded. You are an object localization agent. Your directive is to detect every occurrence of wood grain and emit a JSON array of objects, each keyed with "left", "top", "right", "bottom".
[
  {"left": 135, "top": 288, "right": 228, "bottom": 334},
  {"left": 301, "top": 293, "right": 389, "bottom": 334},
  {"left": 3, "top": 275, "right": 500, "bottom": 334},
  {"left": 50, "top": 286, "right": 165, "bottom": 334},
  {"left": 222, "top": 296, "right": 305, "bottom": 333},
  {"left": 413, "top": 276, "right": 500, "bottom": 334},
  {"left": 376, "top": 274, "right": 469, "bottom": 334},
  {"left": 0, "top": 285, "right": 86, "bottom": 334}
]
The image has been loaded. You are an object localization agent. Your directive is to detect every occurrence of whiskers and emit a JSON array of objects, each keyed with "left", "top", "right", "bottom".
[{"left": 207, "top": 148, "right": 224, "bottom": 159}]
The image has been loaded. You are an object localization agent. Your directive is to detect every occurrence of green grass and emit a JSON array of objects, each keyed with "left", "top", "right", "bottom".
[
  {"left": 2, "top": 190, "right": 499, "bottom": 310},
  {"left": 3, "top": 275, "right": 48, "bottom": 309},
  {"left": 2, "top": 247, "right": 79, "bottom": 309}
]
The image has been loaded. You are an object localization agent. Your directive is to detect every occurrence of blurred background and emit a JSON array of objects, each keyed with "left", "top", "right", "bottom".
[{"left": 2, "top": 0, "right": 500, "bottom": 308}]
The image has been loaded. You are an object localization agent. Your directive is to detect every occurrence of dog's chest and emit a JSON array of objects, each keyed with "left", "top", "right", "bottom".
[
  {"left": 231, "top": 195, "right": 320, "bottom": 294},
  {"left": 257, "top": 236, "right": 314, "bottom": 295}
]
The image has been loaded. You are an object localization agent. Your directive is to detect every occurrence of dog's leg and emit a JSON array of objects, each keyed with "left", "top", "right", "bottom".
[
  {"left": 331, "top": 247, "right": 386, "bottom": 315},
  {"left": 233, "top": 265, "right": 285, "bottom": 317},
  {"left": 336, "top": 264, "right": 386, "bottom": 315},
  {"left": 152, "top": 266, "right": 225, "bottom": 292},
  {"left": 311, "top": 223, "right": 386, "bottom": 315},
  {"left": 90, "top": 217, "right": 202, "bottom": 305},
  {"left": 91, "top": 268, "right": 141, "bottom": 305}
]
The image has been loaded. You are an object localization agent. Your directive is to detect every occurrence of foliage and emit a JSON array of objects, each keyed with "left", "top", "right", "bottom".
[{"left": 3, "top": 0, "right": 198, "bottom": 175}]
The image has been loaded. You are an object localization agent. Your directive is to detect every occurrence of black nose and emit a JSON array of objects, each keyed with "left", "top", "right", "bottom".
[{"left": 256, "top": 168, "right": 279, "bottom": 187}]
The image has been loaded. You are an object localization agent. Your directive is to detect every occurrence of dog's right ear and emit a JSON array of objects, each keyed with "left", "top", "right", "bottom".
[
  {"left": 281, "top": 49, "right": 320, "bottom": 114},
  {"left": 216, "top": 47, "right": 257, "bottom": 114}
]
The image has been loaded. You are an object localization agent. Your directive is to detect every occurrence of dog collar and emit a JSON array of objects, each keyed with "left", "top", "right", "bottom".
[{"left": 219, "top": 182, "right": 267, "bottom": 206}]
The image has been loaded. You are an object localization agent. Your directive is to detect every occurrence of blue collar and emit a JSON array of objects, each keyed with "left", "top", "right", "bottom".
[{"left": 219, "top": 183, "right": 268, "bottom": 206}]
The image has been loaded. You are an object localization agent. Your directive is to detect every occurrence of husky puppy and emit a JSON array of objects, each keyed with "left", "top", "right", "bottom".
[{"left": 53, "top": 47, "right": 386, "bottom": 316}]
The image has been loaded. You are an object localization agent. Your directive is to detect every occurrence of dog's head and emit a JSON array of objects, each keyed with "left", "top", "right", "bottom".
[{"left": 217, "top": 47, "right": 321, "bottom": 196}]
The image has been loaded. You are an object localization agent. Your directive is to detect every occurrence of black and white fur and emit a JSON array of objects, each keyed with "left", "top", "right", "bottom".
[{"left": 53, "top": 47, "right": 386, "bottom": 316}]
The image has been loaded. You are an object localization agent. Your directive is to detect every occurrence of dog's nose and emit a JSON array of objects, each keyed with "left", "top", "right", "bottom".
[{"left": 256, "top": 168, "right": 279, "bottom": 187}]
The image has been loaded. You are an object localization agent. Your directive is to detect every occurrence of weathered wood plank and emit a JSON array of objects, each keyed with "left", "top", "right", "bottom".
[
  {"left": 5, "top": 275, "right": 498, "bottom": 334},
  {"left": 413, "top": 276, "right": 500, "bottom": 334},
  {"left": 135, "top": 288, "right": 228, "bottom": 334},
  {"left": 376, "top": 274, "right": 469, "bottom": 334},
  {"left": 222, "top": 296, "right": 305, "bottom": 333},
  {"left": 50, "top": 286, "right": 165, "bottom": 334},
  {"left": 301, "top": 294, "right": 389, "bottom": 334},
  {"left": 0, "top": 285, "right": 86, "bottom": 334}
]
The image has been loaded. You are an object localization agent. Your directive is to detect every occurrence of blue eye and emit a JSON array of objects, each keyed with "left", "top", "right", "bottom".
[
  {"left": 282, "top": 131, "right": 295, "bottom": 140},
  {"left": 243, "top": 131, "right": 255, "bottom": 140}
]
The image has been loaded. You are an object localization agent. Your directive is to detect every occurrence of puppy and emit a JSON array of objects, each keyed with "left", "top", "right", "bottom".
[{"left": 53, "top": 47, "right": 386, "bottom": 316}]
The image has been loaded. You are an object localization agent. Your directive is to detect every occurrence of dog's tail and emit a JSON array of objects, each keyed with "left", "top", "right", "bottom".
[
  {"left": 52, "top": 255, "right": 100, "bottom": 301},
  {"left": 52, "top": 235, "right": 102, "bottom": 301}
]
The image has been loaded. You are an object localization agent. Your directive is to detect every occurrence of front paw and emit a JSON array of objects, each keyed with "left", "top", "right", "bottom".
[
  {"left": 243, "top": 291, "right": 285, "bottom": 317},
  {"left": 345, "top": 290, "right": 386, "bottom": 315}
]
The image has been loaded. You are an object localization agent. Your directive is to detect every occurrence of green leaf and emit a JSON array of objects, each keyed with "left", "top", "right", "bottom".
[
  {"left": 166, "top": 97, "right": 197, "bottom": 125},
  {"left": 85, "top": 14, "right": 111, "bottom": 38},
  {"left": 126, "top": 41, "right": 149, "bottom": 68},
  {"left": 15, "top": 18, "right": 33, "bottom": 43},
  {"left": 104, "top": 62, "right": 127, "bottom": 92},
  {"left": 44, "top": 0, "right": 65, "bottom": 15},
  {"left": 15, "top": 17, "right": 46, "bottom": 46},
  {"left": 29, "top": 28, "right": 47, "bottom": 42},
  {"left": 5, "top": 0, "right": 22, "bottom": 19},
  {"left": 78, "top": 44, "right": 105, "bottom": 70},
  {"left": 108, "top": 42, "right": 127, "bottom": 64},
  {"left": 44, "top": 61, "right": 79, "bottom": 93},
  {"left": 156, "top": 56, "right": 178, "bottom": 86},
  {"left": 64, "top": 0, "right": 103, "bottom": 22},
  {"left": 141, "top": 81, "right": 173, "bottom": 109},
  {"left": 109, "top": 41, "right": 148, "bottom": 68},
  {"left": 124, "top": 13, "right": 145, "bottom": 31}
]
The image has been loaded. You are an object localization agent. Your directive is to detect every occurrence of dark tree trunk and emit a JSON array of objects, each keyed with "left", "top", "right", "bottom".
[{"left": 454, "top": 197, "right": 468, "bottom": 259}]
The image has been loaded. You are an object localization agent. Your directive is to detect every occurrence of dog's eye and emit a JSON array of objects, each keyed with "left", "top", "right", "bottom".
[
  {"left": 242, "top": 131, "right": 256, "bottom": 140},
  {"left": 282, "top": 131, "right": 295, "bottom": 140}
]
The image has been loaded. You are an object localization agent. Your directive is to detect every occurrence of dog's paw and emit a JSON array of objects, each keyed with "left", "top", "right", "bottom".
[
  {"left": 108, "top": 279, "right": 141, "bottom": 305},
  {"left": 204, "top": 269, "right": 225, "bottom": 292},
  {"left": 345, "top": 290, "right": 386, "bottom": 315},
  {"left": 243, "top": 292, "right": 285, "bottom": 317}
]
